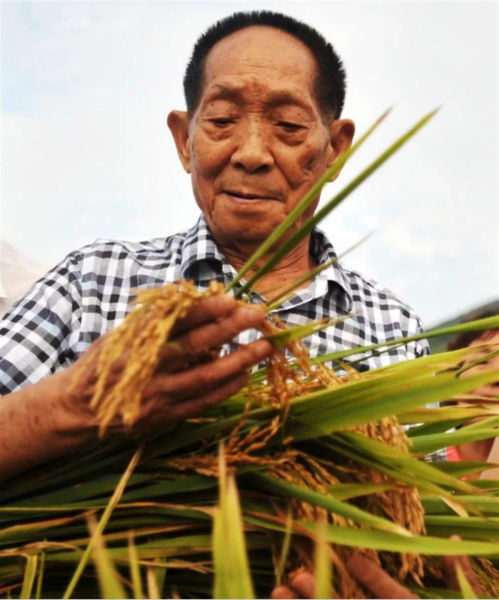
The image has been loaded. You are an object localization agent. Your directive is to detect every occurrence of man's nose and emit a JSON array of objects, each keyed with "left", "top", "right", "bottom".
[{"left": 230, "top": 122, "right": 274, "bottom": 173}]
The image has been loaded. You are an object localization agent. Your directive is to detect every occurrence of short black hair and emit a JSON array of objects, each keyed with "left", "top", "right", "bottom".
[
  {"left": 183, "top": 11, "right": 347, "bottom": 120},
  {"left": 448, "top": 309, "right": 499, "bottom": 351}
]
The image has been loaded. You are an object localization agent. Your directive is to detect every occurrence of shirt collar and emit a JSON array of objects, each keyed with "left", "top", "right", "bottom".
[
  {"left": 310, "top": 227, "right": 354, "bottom": 312},
  {"left": 179, "top": 216, "right": 227, "bottom": 276},
  {"left": 179, "top": 215, "right": 353, "bottom": 311}
]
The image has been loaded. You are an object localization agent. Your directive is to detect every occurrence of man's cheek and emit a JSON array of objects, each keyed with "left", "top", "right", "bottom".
[
  {"left": 193, "top": 147, "right": 231, "bottom": 178},
  {"left": 284, "top": 146, "right": 327, "bottom": 188},
  {"left": 191, "top": 153, "right": 223, "bottom": 180},
  {"left": 287, "top": 163, "right": 323, "bottom": 193},
  {"left": 301, "top": 142, "right": 329, "bottom": 173}
]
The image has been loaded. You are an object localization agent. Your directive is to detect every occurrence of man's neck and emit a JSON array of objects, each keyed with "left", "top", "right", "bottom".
[{"left": 217, "top": 235, "right": 317, "bottom": 302}]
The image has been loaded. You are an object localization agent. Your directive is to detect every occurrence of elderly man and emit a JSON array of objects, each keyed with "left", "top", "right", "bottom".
[{"left": 0, "top": 11, "right": 428, "bottom": 482}]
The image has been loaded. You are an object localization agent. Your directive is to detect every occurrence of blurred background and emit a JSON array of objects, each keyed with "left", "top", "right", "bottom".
[{"left": 1, "top": 0, "right": 497, "bottom": 329}]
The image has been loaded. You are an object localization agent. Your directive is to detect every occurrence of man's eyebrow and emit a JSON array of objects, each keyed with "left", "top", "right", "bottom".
[
  {"left": 202, "top": 85, "right": 314, "bottom": 114},
  {"left": 203, "top": 85, "right": 244, "bottom": 104},
  {"left": 266, "top": 91, "right": 313, "bottom": 113}
]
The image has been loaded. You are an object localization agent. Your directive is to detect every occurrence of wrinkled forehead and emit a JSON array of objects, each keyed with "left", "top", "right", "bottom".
[{"left": 201, "top": 25, "right": 319, "bottom": 98}]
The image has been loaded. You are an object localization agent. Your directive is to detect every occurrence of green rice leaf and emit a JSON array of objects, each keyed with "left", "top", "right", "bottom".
[
  {"left": 274, "top": 508, "right": 293, "bottom": 586},
  {"left": 266, "top": 232, "right": 372, "bottom": 311},
  {"left": 432, "top": 461, "right": 499, "bottom": 477},
  {"left": 88, "top": 514, "right": 127, "bottom": 599},
  {"left": 62, "top": 447, "right": 142, "bottom": 599},
  {"left": 317, "top": 435, "right": 479, "bottom": 498},
  {"left": 5, "top": 473, "right": 151, "bottom": 508},
  {"left": 406, "top": 419, "right": 472, "bottom": 437},
  {"left": 462, "top": 414, "right": 499, "bottom": 431},
  {"left": 128, "top": 532, "right": 144, "bottom": 599},
  {"left": 424, "top": 516, "right": 499, "bottom": 540},
  {"left": 286, "top": 369, "right": 498, "bottom": 435},
  {"left": 314, "top": 316, "right": 499, "bottom": 365},
  {"left": 120, "top": 475, "right": 218, "bottom": 502},
  {"left": 399, "top": 407, "right": 499, "bottom": 426},
  {"left": 34, "top": 551, "right": 45, "bottom": 599},
  {"left": 248, "top": 472, "right": 412, "bottom": 536},
  {"left": 327, "top": 482, "right": 395, "bottom": 500},
  {"left": 300, "top": 523, "right": 499, "bottom": 556},
  {"left": 43, "top": 532, "right": 217, "bottom": 563},
  {"left": 266, "top": 314, "right": 352, "bottom": 347},
  {"left": 0, "top": 510, "right": 96, "bottom": 544},
  {"left": 411, "top": 429, "right": 498, "bottom": 455},
  {"left": 456, "top": 562, "right": 478, "bottom": 599},
  {"left": 153, "top": 558, "right": 168, "bottom": 599},
  {"left": 146, "top": 563, "right": 161, "bottom": 600},
  {"left": 314, "top": 522, "right": 333, "bottom": 599},
  {"left": 422, "top": 495, "right": 499, "bottom": 516},
  {"left": 0, "top": 439, "right": 136, "bottom": 504},
  {"left": 19, "top": 555, "right": 37, "bottom": 599},
  {"left": 213, "top": 445, "right": 254, "bottom": 599}
]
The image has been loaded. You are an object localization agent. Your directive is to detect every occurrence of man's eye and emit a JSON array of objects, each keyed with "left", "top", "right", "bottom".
[
  {"left": 210, "top": 118, "right": 235, "bottom": 127},
  {"left": 277, "top": 121, "right": 305, "bottom": 133}
]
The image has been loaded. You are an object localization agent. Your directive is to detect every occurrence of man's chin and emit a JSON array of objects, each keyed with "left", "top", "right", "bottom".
[
  {"left": 208, "top": 201, "right": 284, "bottom": 241},
  {"left": 209, "top": 222, "right": 276, "bottom": 249}
]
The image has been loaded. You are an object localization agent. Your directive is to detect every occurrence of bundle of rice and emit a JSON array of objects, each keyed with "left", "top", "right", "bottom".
[
  {"left": 1, "top": 284, "right": 498, "bottom": 599},
  {"left": 1, "top": 109, "right": 498, "bottom": 599}
]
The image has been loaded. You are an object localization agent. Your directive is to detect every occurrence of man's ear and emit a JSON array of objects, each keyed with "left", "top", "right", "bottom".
[
  {"left": 327, "top": 119, "right": 355, "bottom": 181},
  {"left": 167, "top": 110, "right": 191, "bottom": 173}
]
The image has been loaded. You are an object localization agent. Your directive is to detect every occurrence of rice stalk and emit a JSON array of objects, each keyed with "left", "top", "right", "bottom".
[
  {"left": 62, "top": 272, "right": 499, "bottom": 598},
  {"left": 4, "top": 108, "right": 498, "bottom": 598},
  {"left": 62, "top": 447, "right": 142, "bottom": 598}
]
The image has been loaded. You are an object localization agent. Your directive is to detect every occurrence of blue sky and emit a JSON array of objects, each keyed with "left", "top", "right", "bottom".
[{"left": 1, "top": 0, "right": 498, "bottom": 326}]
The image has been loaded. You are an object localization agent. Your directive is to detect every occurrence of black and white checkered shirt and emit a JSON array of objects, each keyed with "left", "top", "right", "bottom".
[{"left": 0, "top": 216, "right": 428, "bottom": 395}]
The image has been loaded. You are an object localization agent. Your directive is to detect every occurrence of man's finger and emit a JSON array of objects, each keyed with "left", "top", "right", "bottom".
[
  {"left": 130, "top": 371, "right": 249, "bottom": 435},
  {"left": 171, "top": 293, "right": 238, "bottom": 336},
  {"left": 346, "top": 555, "right": 419, "bottom": 599},
  {"left": 159, "top": 303, "right": 267, "bottom": 366},
  {"left": 148, "top": 338, "right": 271, "bottom": 397},
  {"left": 163, "top": 372, "right": 249, "bottom": 422}
]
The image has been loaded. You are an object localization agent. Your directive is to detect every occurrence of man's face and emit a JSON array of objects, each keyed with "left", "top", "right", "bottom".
[{"left": 169, "top": 26, "right": 354, "bottom": 247}]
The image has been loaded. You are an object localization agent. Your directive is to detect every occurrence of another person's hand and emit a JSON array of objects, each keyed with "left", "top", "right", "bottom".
[
  {"left": 63, "top": 292, "right": 271, "bottom": 434},
  {"left": 271, "top": 563, "right": 417, "bottom": 600},
  {"left": 442, "top": 535, "right": 486, "bottom": 596},
  {"left": 271, "top": 546, "right": 485, "bottom": 598},
  {"left": 345, "top": 555, "right": 419, "bottom": 599}
]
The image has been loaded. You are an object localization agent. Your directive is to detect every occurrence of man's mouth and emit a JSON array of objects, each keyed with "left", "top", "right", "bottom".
[{"left": 223, "top": 190, "right": 277, "bottom": 201}]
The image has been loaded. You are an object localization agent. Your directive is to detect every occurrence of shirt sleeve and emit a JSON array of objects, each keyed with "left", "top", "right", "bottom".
[
  {"left": 0, "top": 251, "right": 83, "bottom": 395},
  {"left": 404, "top": 313, "right": 430, "bottom": 359},
  {"left": 414, "top": 316, "right": 430, "bottom": 357}
]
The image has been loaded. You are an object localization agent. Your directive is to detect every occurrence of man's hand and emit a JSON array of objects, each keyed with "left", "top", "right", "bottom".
[
  {"left": 0, "top": 293, "right": 271, "bottom": 480},
  {"left": 66, "top": 292, "right": 271, "bottom": 433}
]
